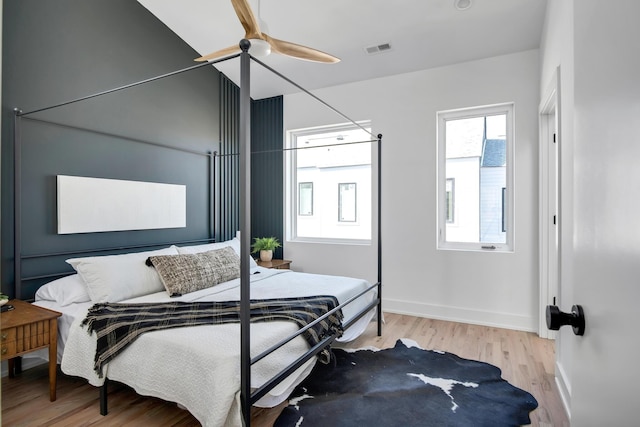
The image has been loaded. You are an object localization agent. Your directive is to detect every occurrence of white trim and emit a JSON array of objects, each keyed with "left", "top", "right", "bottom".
[
  {"left": 538, "top": 67, "right": 561, "bottom": 338},
  {"left": 383, "top": 298, "right": 536, "bottom": 332}
]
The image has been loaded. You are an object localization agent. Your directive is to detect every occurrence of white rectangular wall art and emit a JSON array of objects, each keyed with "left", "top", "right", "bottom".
[{"left": 57, "top": 175, "right": 186, "bottom": 234}]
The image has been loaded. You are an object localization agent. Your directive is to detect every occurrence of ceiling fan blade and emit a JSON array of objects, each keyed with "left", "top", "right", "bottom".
[
  {"left": 194, "top": 45, "right": 242, "bottom": 62},
  {"left": 266, "top": 35, "right": 340, "bottom": 63},
  {"left": 231, "top": 0, "right": 262, "bottom": 39}
]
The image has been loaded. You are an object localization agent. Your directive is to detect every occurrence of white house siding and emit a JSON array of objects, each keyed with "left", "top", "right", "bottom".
[
  {"left": 445, "top": 157, "right": 480, "bottom": 243},
  {"left": 296, "top": 165, "right": 372, "bottom": 240},
  {"left": 479, "top": 166, "right": 507, "bottom": 243},
  {"left": 284, "top": 49, "right": 540, "bottom": 332}
]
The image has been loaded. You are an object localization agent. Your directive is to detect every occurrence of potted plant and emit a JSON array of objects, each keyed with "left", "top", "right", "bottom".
[
  {"left": 251, "top": 237, "right": 281, "bottom": 262},
  {"left": 0, "top": 293, "right": 9, "bottom": 306}
]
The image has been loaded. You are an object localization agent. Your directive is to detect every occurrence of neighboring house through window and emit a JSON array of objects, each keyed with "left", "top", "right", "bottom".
[
  {"left": 338, "top": 183, "right": 357, "bottom": 222},
  {"left": 437, "top": 103, "right": 514, "bottom": 251},
  {"left": 446, "top": 178, "right": 455, "bottom": 223},
  {"left": 286, "top": 122, "right": 372, "bottom": 243},
  {"left": 298, "top": 182, "right": 313, "bottom": 216}
]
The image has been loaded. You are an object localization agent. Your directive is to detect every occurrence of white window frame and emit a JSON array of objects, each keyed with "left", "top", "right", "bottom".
[
  {"left": 437, "top": 103, "right": 514, "bottom": 252},
  {"left": 286, "top": 121, "right": 373, "bottom": 245}
]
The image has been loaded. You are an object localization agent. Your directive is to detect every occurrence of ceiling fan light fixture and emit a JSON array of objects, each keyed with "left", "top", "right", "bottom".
[
  {"left": 454, "top": 0, "right": 472, "bottom": 11},
  {"left": 196, "top": 0, "right": 339, "bottom": 63},
  {"left": 248, "top": 38, "right": 271, "bottom": 57}
]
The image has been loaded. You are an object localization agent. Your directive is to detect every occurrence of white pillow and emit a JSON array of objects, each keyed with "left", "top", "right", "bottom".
[
  {"left": 177, "top": 237, "right": 258, "bottom": 268},
  {"left": 35, "top": 274, "right": 90, "bottom": 306},
  {"left": 66, "top": 246, "right": 179, "bottom": 303}
]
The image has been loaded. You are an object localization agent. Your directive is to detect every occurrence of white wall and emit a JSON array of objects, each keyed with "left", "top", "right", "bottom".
[
  {"left": 539, "top": 0, "right": 575, "bottom": 414},
  {"left": 284, "top": 49, "right": 540, "bottom": 331}
]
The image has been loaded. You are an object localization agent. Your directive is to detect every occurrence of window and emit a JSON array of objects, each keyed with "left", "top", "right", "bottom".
[
  {"left": 437, "top": 103, "right": 514, "bottom": 251},
  {"left": 299, "top": 182, "right": 313, "bottom": 216},
  {"left": 338, "top": 183, "right": 357, "bottom": 222},
  {"left": 286, "top": 122, "right": 372, "bottom": 243}
]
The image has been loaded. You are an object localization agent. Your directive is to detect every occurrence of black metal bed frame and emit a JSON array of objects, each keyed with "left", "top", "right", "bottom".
[{"left": 12, "top": 39, "right": 383, "bottom": 426}]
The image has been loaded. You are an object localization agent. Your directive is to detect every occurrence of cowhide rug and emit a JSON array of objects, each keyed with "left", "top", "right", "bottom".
[{"left": 274, "top": 339, "right": 538, "bottom": 427}]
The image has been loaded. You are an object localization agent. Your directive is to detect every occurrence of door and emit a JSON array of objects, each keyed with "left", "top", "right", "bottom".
[{"left": 570, "top": 1, "right": 640, "bottom": 424}]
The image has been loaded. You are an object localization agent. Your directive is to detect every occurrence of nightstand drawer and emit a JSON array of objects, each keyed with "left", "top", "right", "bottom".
[
  {"left": 1, "top": 328, "right": 17, "bottom": 342},
  {"left": 1, "top": 340, "right": 17, "bottom": 358},
  {"left": 1, "top": 327, "right": 17, "bottom": 358},
  {"left": 1, "top": 322, "right": 51, "bottom": 359}
]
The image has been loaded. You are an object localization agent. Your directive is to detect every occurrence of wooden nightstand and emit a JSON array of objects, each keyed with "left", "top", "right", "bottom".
[
  {"left": 1, "top": 299, "right": 62, "bottom": 401},
  {"left": 257, "top": 259, "right": 292, "bottom": 270}
]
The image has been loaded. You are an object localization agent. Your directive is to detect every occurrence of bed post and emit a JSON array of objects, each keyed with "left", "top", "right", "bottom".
[
  {"left": 13, "top": 108, "right": 23, "bottom": 300},
  {"left": 100, "top": 379, "right": 109, "bottom": 415},
  {"left": 377, "top": 134, "right": 383, "bottom": 336},
  {"left": 238, "top": 39, "right": 252, "bottom": 427},
  {"left": 209, "top": 151, "right": 216, "bottom": 242}
]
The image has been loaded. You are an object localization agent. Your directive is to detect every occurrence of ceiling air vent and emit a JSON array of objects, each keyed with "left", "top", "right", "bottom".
[{"left": 365, "top": 42, "right": 392, "bottom": 55}]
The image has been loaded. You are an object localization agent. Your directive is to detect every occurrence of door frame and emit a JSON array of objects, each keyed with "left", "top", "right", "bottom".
[{"left": 538, "top": 66, "right": 561, "bottom": 338}]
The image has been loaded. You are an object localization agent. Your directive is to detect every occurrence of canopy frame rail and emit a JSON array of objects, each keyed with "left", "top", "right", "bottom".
[{"left": 12, "top": 36, "right": 383, "bottom": 427}]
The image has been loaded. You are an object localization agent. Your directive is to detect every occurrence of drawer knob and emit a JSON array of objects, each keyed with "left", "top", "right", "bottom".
[
  {"left": 1, "top": 347, "right": 7, "bottom": 355},
  {"left": 1, "top": 333, "right": 7, "bottom": 340}
]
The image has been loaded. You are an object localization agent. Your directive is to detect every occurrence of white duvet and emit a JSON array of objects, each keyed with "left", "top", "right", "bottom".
[{"left": 60, "top": 267, "right": 376, "bottom": 427}]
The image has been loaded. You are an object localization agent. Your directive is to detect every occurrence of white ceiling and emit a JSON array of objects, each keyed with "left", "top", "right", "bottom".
[{"left": 138, "top": 0, "right": 548, "bottom": 100}]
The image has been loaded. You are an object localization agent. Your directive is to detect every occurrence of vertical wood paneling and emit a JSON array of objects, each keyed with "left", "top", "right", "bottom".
[
  {"left": 218, "top": 75, "right": 240, "bottom": 242},
  {"left": 251, "top": 96, "right": 284, "bottom": 259},
  {"left": 218, "top": 77, "right": 283, "bottom": 252}
]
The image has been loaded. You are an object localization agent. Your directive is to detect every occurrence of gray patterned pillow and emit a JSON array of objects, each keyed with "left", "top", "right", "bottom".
[{"left": 147, "top": 247, "right": 240, "bottom": 297}]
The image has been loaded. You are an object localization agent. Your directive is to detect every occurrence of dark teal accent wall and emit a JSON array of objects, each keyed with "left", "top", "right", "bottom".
[
  {"left": 1, "top": 0, "right": 222, "bottom": 299},
  {"left": 251, "top": 96, "right": 284, "bottom": 259},
  {"left": 1, "top": 1, "right": 285, "bottom": 299}
]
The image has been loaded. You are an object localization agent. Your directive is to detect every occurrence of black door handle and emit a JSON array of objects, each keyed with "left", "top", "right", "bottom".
[{"left": 546, "top": 304, "right": 585, "bottom": 336}]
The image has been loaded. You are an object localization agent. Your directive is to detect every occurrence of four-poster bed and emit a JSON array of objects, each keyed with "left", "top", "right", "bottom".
[{"left": 11, "top": 40, "right": 383, "bottom": 426}]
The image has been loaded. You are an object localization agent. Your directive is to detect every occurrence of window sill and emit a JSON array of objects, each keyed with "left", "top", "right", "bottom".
[{"left": 289, "top": 237, "right": 372, "bottom": 246}]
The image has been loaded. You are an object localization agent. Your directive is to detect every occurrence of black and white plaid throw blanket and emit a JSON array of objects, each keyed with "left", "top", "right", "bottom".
[{"left": 81, "top": 296, "right": 344, "bottom": 377}]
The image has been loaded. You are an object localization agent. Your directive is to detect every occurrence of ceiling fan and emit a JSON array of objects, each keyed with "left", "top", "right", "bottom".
[{"left": 194, "top": 0, "right": 340, "bottom": 63}]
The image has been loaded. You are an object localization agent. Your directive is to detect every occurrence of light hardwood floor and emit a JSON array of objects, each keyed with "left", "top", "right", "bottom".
[{"left": 1, "top": 313, "right": 569, "bottom": 426}]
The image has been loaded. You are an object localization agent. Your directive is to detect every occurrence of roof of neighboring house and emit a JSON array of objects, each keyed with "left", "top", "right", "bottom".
[{"left": 481, "top": 139, "right": 506, "bottom": 167}]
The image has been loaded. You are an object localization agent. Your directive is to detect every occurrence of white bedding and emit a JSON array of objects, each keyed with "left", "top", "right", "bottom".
[{"left": 58, "top": 267, "right": 376, "bottom": 427}]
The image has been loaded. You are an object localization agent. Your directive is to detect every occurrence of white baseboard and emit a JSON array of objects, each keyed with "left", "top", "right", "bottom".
[
  {"left": 382, "top": 298, "right": 537, "bottom": 332},
  {"left": 555, "top": 360, "right": 572, "bottom": 421}
]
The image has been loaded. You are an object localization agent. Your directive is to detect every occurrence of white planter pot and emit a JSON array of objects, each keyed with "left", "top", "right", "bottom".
[{"left": 259, "top": 250, "right": 273, "bottom": 262}]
